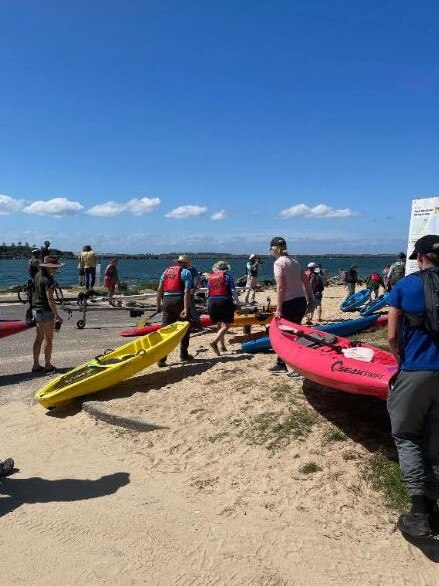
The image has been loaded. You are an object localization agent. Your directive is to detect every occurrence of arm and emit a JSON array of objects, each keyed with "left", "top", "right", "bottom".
[
  {"left": 274, "top": 274, "right": 285, "bottom": 319},
  {"left": 301, "top": 271, "right": 314, "bottom": 304},
  {"left": 182, "top": 289, "right": 191, "bottom": 318},
  {"left": 156, "top": 282, "right": 164, "bottom": 312},
  {"left": 387, "top": 306, "right": 402, "bottom": 362}
]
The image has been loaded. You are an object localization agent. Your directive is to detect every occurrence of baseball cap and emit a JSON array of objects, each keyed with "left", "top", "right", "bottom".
[
  {"left": 307, "top": 262, "right": 317, "bottom": 268},
  {"left": 270, "top": 236, "right": 287, "bottom": 248},
  {"left": 249, "top": 254, "right": 256, "bottom": 259},
  {"left": 409, "top": 235, "right": 439, "bottom": 260}
]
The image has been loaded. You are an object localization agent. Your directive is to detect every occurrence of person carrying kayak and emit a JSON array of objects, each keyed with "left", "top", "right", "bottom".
[
  {"left": 156, "top": 254, "right": 194, "bottom": 366},
  {"left": 208, "top": 261, "right": 239, "bottom": 355},
  {"left": 366, "top": 272, "right": 384, "bottom": 300},
  {"left": 268, "top": 236, "right": 315, "bottom": 375}
]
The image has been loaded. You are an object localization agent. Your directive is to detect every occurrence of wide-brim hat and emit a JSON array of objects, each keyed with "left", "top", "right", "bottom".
[
  {"left": 177, "top": 254, "right": 192, "bottom": 267},
  {"left": 40, "top": 255, "right": 64, "bottom": 268}
]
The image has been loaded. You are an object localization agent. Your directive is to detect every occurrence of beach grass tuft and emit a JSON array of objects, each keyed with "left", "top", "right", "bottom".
[
  {"left": 299, "top": 461, "right": 322, "bottom": 474},
  {"left": 322, "top": 427, "right": 347, "bottom": 444},
  {"left": 362, "top": 452, "right": 409, "bottom": 511}
]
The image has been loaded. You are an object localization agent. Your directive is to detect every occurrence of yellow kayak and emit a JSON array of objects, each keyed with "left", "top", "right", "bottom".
[
  {"left": 232, "top": 312, "right": 273, "bottom": 327},
  {"left": 35, "top": 321, "right": 189, "bottom": 409}
]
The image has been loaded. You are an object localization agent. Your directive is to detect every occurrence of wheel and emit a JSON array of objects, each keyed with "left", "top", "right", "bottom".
[{"left": 76, "top": 319, "right": 86, "bottom": 329}]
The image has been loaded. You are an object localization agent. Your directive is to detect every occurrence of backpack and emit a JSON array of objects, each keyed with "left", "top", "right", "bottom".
[
  {"left": 310, "top": 273, "right": 324, "bottom": 294},
  {"left": 389, "top": 262, "right": 405, "bottom": 286},
  {"left": 404, "top": 268, "right": 439, "bottom": 341}
]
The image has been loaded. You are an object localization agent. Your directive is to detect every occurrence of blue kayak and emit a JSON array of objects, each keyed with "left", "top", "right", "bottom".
[
  {"left": 242, "top": 313, "right": 381, "bottom": 354},
  {"left": 360, "top": 293, "right": 390, "bottom": 317},
  {"left": 339, "top": 288, "right": 371, "bottom": 312}
]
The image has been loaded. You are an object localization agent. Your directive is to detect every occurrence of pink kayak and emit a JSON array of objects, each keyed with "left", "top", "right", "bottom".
[
  {"left": 0, "top": 320, "right": 33, "bottom": 339},
  {"left": 269, "top": 318, "right": 397, "bottom": 400}
]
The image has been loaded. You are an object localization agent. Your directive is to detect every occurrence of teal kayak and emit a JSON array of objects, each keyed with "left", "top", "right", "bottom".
[
  {"left": 339, "top": 289, "right": 371, "bottom": 312},
  {"left": 360, "top": 293, "right": 390, "bottom": 317}
]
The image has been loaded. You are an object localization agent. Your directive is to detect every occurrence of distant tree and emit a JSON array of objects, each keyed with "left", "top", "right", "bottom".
[
  {"left": 17, "top": 241, "right": 22, "bottom": 247},
  {"left": 24, "top": 242, "right": 29, "bottom": 247},
  {"left": 11, "top": 242, "right": 15, "bottom": 247}
]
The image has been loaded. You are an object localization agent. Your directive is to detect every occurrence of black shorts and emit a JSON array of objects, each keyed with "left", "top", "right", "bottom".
[{"left": 208, "top": 299, "right": 235, "bottom": 324}]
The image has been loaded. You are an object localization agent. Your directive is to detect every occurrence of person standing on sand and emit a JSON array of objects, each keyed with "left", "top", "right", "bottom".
[
  {"left": 156, "top": 254, "right": 194, "bottom": 366},
  {"left": 305, "top": 264, "right": 324, "bottom": 324},
  {"left": 366, "top": 272, "right": 384, "bottom": 300},
  {"left": 103, "top": 258, "right": 119, "bottom": 305},
  {"left": 208, "top": 261, "right": 239, "bottom": 355},
  {"left": 31, "top": 255, "right": 64, "bottom": 374},
  {"left": 386, "top": 252, "right": 406, "bottom": 292},
  {"left": 387, "top": 235, "right": 439, "bottom": 538},
  {"left": 79, "top": 245, "right": 98, "bottom": 291},
  {"left": 244, "top": 254, "right": 260, "bottom": 304},
  {"left": 344, "top": 264, "right": 358, "bottom": 296},
  {"left": 269, "top": 236, "right": 315, "bottom": 375}
]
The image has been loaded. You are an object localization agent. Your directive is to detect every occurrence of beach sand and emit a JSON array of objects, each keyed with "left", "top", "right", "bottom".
[{"left": 1, "top": 285, "right": 438, "bottom": 584}]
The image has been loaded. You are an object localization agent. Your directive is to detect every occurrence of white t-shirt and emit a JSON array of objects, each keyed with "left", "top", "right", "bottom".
[{"left": 273, "top": 255, "right": 305, "bottom": 301}]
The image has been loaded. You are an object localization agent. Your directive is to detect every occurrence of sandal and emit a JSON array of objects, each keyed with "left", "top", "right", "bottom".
[
  {"left": 0, "top": 458, "right": 15, "bottom": 476},
  {"left": 44, "top": 365, "right": 57, "bottom": 374},
  {"left": 31, "top": 365, "right": 44, "bottom": 373}
]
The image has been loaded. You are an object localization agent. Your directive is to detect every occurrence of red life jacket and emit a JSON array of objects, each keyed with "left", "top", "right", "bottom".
[
  {"left": 208, "top": 271, "right": 229, "bottom": 297},
  {"left": 163, "top": 265, "right": 184, "bottom": 293},
  {"left": 370, "top": 273, "right": 382, "bottom": 283}
]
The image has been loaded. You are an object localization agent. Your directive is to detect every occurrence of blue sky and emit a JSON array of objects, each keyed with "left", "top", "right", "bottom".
[{"left": 0, "top": 0, "right": 438, "bottom": 254}]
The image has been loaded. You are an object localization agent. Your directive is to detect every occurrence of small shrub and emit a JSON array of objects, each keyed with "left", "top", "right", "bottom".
[
  {"left": 322, "top": 427, "right": 347, "bottom": 445},
  {"left": 299, "top": 461, "right": 322, "bottom": 474}
]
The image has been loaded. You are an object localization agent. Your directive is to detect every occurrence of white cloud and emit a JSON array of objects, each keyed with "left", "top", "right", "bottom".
[
  {"left": 210, "top": 209, "right": 228, "bottom": 221},
  {"left": 23, "top": 197, "right": 84, "bottom": 216},
  {"left": 165, "top": 205, "right": 207, "bottom": 219},
  {"left": 279, "top": 203, "right": 358, "bottom": 219},
  {"left": 86, "top": 201, "right": 126, "bottom": 217},
  {"left": 125, "top": 197, "right": 161, "bottom": 215},
  {"left": 0, "top": 194, "right": 23, "bottom": 215}
]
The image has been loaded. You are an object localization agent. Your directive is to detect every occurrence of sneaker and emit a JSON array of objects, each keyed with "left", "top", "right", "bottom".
[
  {"left": 287, "top": 371, "right": 302, "bottom": 379},
  {"left": 157, "top": 359, "right": 167, "bottom": 368},
  {"left": 268, "top": 363, "right": 288, "bottom": 375},
  {"left": 0, "top": 458, "right": 15, "bottom": 476},
  {"left": 397, "top": 512, "right": 431, "bottom": 537},
  {"left": 426, "top": 500, "right": 439, "bottom": 534},
  {"left": 180, "top": 353, "right": 194, "bottom": 362}
]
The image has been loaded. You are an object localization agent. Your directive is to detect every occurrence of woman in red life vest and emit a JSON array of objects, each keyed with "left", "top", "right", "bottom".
[
  {"left": 366, "top": 272, "right": 384, "bottom": 299},
  {"left": 207, "top": 261, "right": 238, "bottom": 355}
]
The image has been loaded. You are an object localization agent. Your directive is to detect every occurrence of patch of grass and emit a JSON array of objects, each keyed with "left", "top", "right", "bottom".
[
  {"left": 190, "top": 407, "right": 205, "bottom": 415},
  {"left": 240, "top": 406, "right": 318, "bottom": 451},
  {"left": 322, "top": 427, "right": 347, "bottom": 445},
  {"left": 208, "top": 431, "right": 230, "bottom": 443},
  {"left": 271, "top": 382, "right": 297, "bottom": 403},
  {"left": 362, "top": 452, "right": 409, "bottom": 511},
  {"left": 342, "top": 450, "right": 359, "bottom": 461},
  {"left": 127, "top": 280, "right": 159, "bottom": 295},
  {"left": 299, "top": 461, "right": 322, "bottom": 474},
  {"left": 353, "top": 327, "right": 389, "bottom": 351}
]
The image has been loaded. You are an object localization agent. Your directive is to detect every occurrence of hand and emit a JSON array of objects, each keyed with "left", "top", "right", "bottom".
[
  {"left": 180, "top": 309, "right": 188, "bottom": 319},
  {"left": 55, "top": 315, "right": 63, "bottom": 324}
]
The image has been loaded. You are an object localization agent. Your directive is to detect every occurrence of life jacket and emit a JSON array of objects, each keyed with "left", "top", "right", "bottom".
[
  {"left": 310, "top": 272, "right": 324, "bottom": 294},
  {"left": 163, "top": 265, "right": 184, "bottom": 293},
  {"left": 403, "top": 268, "right": 439, "bottom": 342},
  {"left": 208, "top": 271, "right": 229, "bottom": 297},
  {"left": 370, "top": 273, "right": 382, "bottom": 283}
]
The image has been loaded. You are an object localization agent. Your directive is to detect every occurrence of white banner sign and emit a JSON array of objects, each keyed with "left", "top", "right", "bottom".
[{"left": 406, "top": 196, "right": 439, "bottom": 275}]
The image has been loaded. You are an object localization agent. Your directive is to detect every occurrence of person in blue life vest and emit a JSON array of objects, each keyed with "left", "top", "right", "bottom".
[
  {"left": 387, "top": 234, "right": 439, "bottom": 538},
  {"left": 156, "top": 254, "right": 194, "bottom": 366},
  {"left": 244, "top": 254, "right": 260, "bottom": 304},
  {"left": 207, "top": 261, "right": 239, "bottom": 356}
]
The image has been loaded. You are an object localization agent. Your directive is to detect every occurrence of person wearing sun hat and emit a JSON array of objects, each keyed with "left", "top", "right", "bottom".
[
  {"left": 31, "top": 255, "right": 64, "bottom": 374},
  {"left": 387, "top": 234, "right": 439, "bottom": 538},
  {"left": 156, "top": 254, "right": 194, "bottom": 366},
  {"left": 244, "top": 253, "right": 260, "bottom": 304}
]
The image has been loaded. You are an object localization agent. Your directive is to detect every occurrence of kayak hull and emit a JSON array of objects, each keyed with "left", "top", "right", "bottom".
[
  {"left": 0, "top": 320, "right": 32, "bottom": 339},
  {"left": 360, "top": 293, "right": 390, "bottom": 317},
  {"left": 340, "top": 289, "right": 371, "bottom": 312},
  {"left": 35, "top": 321, "right": 189, "bottom": 408},
  {"left": 120, "top": 312, "right": 273, "bottom": 337},
  {"left": 242, "top": 313, "right": 383, "bottom": 354},
  {"left": 269, "top": 318, "right": 397, "bottom": 399}
]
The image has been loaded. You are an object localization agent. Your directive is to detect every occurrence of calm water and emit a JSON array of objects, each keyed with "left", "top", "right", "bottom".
[{"left": 0, "top": 256, "right": 397, "bottom": 289}]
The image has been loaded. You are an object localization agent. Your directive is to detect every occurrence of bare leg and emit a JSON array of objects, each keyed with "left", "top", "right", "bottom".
[
  {"left": 214, "top": 323, "right": 229, "bottom": 347},
  {"left": 41, "top": 321, "right": 55, "bottom": 368},
  {"left": 32, "top": 324, "right": 45, "bottom": 367}
]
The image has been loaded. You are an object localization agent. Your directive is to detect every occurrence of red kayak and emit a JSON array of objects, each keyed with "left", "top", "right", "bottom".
[
  {"left": 0, "top": 319, "right": 33, "bottom": 339},
  {"left": 120, "top": 315, "right": 213, "bottom": 337},
  {"left": 269, "top": 318, "right": 397, "bottom": 400}
]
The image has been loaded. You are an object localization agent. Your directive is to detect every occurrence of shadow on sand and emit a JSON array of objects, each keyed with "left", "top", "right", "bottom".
[{"left": 0, "top": 471, "right": 130, "bottom": 517}]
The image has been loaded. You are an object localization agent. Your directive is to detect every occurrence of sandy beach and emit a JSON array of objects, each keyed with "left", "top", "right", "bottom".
[{"left": 1, "top": 284, "right": 438, "bottom": 585}]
